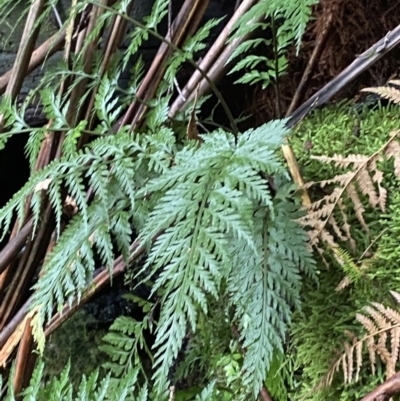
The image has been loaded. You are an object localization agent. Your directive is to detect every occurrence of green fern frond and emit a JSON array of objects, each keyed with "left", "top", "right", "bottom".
[
  {"left": 1, "top": 359, "right": 144, "bottom": 401},
  {"left": 122, "top": 0, "right": 169, "bottom": 69},
  {"left": 228, "top": 182, "right": 316, "bottom": 396},
  {"left": 228, "top": 0, "right": 318, "bottom": 87},
  {"left": 135, "top": 120, "right": 307, "bottom": 395},
  {"left": 100, "top": 315, "right": 153, "bottom": 379}
]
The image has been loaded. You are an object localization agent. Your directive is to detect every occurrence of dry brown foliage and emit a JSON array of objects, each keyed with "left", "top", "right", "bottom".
[
  {"left": 297, "top": 131, "right": 400, "bottom": 260},
  {"left": 321, "top": 291, "right": 400, "bottom": 388},
  {"left": 362, "top": 81, "right": 400, "bottom": 104}
]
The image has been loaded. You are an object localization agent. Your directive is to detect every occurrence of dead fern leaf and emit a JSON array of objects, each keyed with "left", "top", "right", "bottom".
[
  {"left": 355, "top": 341, "right": 363, "bottom": 382},
  {"left": 335, "top": 276, "right": 351, "bottom": 291},
  {"left": 361, "top": 85, "right": 400, "bottom": 104},
  {"left": 356, "top": 168, "right": 379, "bottom": 208},
  {"left": 337, "top": 199, "right": 356, "bottom": 251},
  {"left": 363, "top": 305, "right": 391, "bottom": 330},
  {"left": 301, "top": 132, "right": 400, "bottom": 261},
  {"left": 346, "top": 183, "right": 370, "bottom": 234},
  {"left": 391, "top": 291, "right": 400, "bottom": 304},
  {"left": 391, "top": 326, "right": 400, "bottom": 370},
  {"left": 366, "top": 336, "right": 376, "bottom": 376},
  {"left": 311, "top": 153, "right": 369, "bottom": 168},
  {"left": 318, "top": 295, "right": 400, "bottom": 392},
  {"left": 356, "top": 313, "right": 379, "bottom": 335},
  {"left": 371, "top": 302, "right": 400, "bottom": 325}
]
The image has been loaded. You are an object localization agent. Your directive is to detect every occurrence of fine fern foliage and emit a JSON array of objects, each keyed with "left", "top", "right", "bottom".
[
  {"left": 321, "top": 290, "right": 400, "bottom": 388},
  {"left": 0, "top": 360, "right": 143, "bottom": 401},
  {"left": 99, "top": 297, "right": 155, "bottom": 381},
  {"left": 297, "top": 131, "right": 400, "bottom": 255},
  {"left": 0, "top": 128, "right": 175, "bottom": 322},
  {"left": 228, "top": 0, "right": 318, "bottom": 88},
  {"left": 228, "top": 183, "right": 317, "bottom": 396},
  {"left": 0, "top": 0, "right": 320, "bottom": 399},
  {"left": 136, "top": 120, "right": 315, "bottom": 396}
]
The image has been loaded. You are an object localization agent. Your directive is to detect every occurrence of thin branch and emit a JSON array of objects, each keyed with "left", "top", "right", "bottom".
[
  {"left": 168, "top": 0, "right": 258, "bottom": 118},
  {"left": 0, "top": 219, "right": 33, "bottom": 276},
  {"left": 287, "top": 24, "right": 400, "bottom": 128},
  {"left": 359, "top": 371, "right": 400, "bottom": 401},
  {"left": 286, "top": 5, "right": 334, "bottom": 115}
]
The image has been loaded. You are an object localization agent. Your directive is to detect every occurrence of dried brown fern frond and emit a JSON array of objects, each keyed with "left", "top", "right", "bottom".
[
  {"left": 361, "top": 81, "right": 400, "bottom": 104},
  {"left": 319, "top": 291, "right": 400, "bottom": 390},
  {"left": 298, "top": 131, "right": 400, "bottom": 256}
]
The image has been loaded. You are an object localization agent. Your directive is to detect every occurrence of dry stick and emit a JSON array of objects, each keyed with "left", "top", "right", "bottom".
[
  {"left": 283, "top": 23, "right": 400, "bottom": 206},
  {"left": 285, "top": 8, "right": 334, "bottom": 116},
  {"left": 0, "top": 298, "right": 30, "bottom": 349},
  {"left": 168, "top": 0, "right": 258, "bottom": 118},
  {"left": 287, "top": 24, "right": 400, "bottom": 128},
  {"left": 0, "top": 28, "right": 66, "bottom": 95},
  {"left": 44, "top": 232, "right": 155, "bottom": 336},
  {"left": 359, "top": 371, "right": 400, "bottom": 401},
  {"left": 0, "top": 219, "right": 33, "bottom": 276},
  {"left": 12, "top": 317, "right": 34, "bottom": 395},
  {"left": 119, "top": 0, "right": 210, "bottom": 129},
  {"left": 170, "top": 34, "right": 250, "bottom": 120}
]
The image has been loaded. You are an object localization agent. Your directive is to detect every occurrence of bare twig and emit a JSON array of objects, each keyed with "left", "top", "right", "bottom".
[
  {"left": 0, "top": 219, "right": 33, "bottom": 276},
  {"left": 0, "top": 298, "right": 30, "bottom": 349},
  {"left": 359, "top": 371, "right": 400, "bottom": 401},
  {"left": 286, "top": 6, "right": 334, "bottom": 115},
  {"left": 287, "top": 24, "right": 400, "bottom": 128},
  {"left": 168, "top": 0, "right": 258, "bottom": 118}
]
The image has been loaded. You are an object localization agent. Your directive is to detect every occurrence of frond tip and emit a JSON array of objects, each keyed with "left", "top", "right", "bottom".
[{"left": 361, "top": 82, "right": 400, "bottom": 105}]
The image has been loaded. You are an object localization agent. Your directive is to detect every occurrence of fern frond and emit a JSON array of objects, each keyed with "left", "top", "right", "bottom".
[
  {"left": 361, "top": 85, "right": 400, "bottom": 104},
  {"left": 122, "top": 0, "right": 169, "bottom": 69},
  {"left": 228, "top": 0, "right": 317, "bottom": 87},
  {"left": 100, "top": 315, "right": 153, "bottom": 380},
  {"left": 334, "top": 248, "right": 364, "bottom": 291},
  {"left": 302, "top": 131, "right": 400, "bottom": 251},
  {"left": 136, "top": 120, "right": 308, "bottom": 395},
  {"left": 0, "top": 358, "right": 146, "bottom": 401},
  {"left": 321, "top": 295, "right": 400, "bottom": 390},
  {"left": 228, "top": 183, "right": 316, "bottom": 397}
]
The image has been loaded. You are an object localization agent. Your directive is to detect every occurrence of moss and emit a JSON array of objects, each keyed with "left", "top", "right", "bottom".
[{"left": 43, "top": 309, "right": 108, "bottom": 388}]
